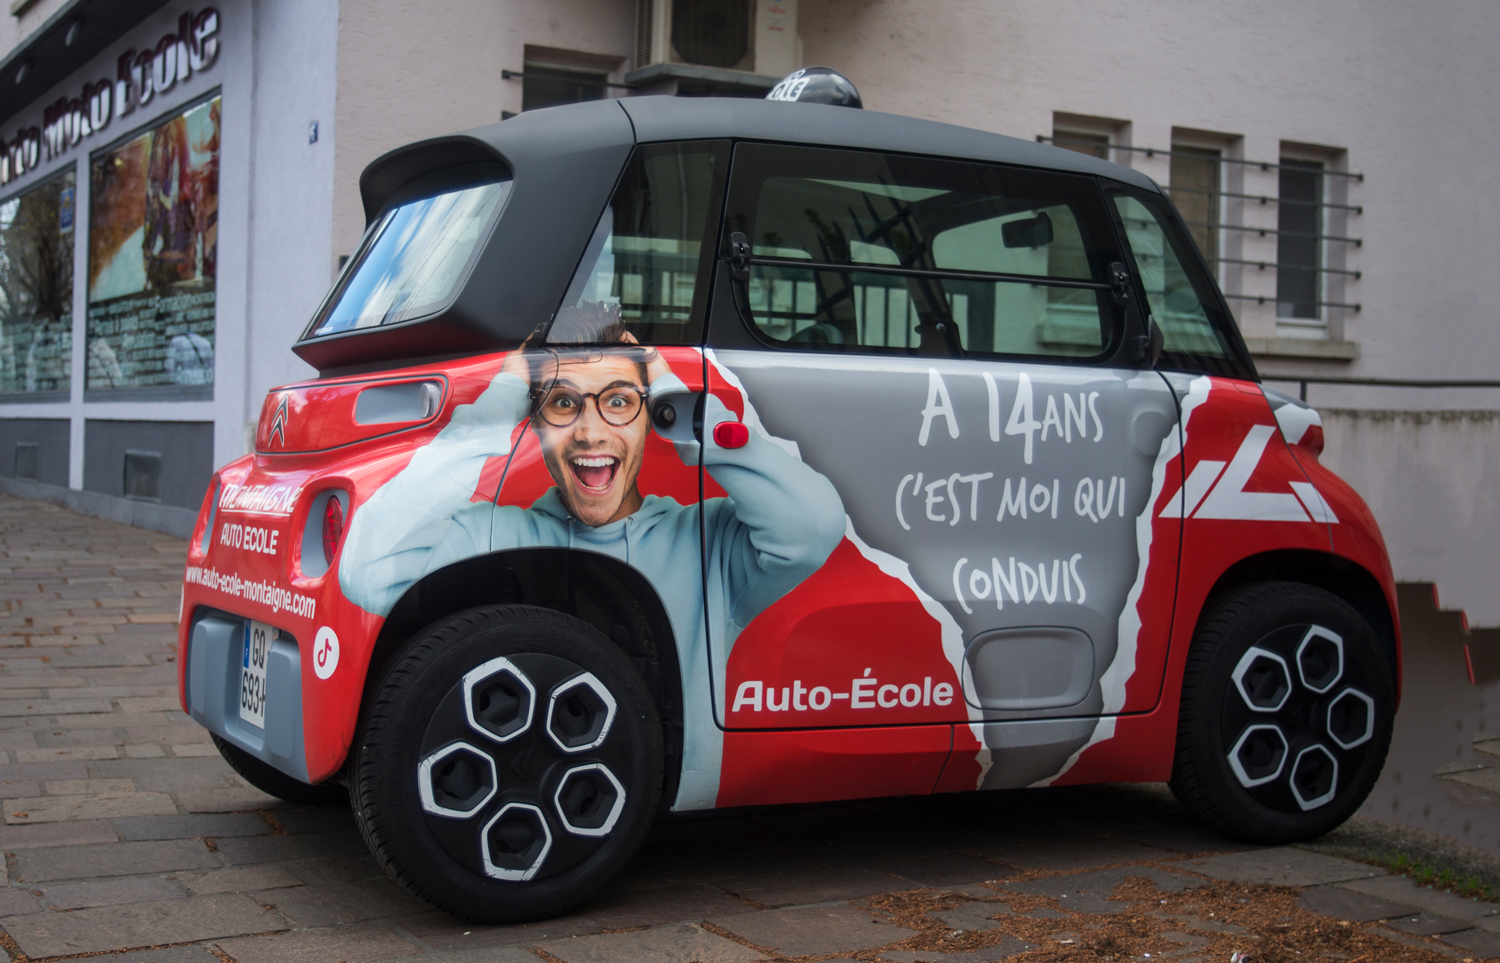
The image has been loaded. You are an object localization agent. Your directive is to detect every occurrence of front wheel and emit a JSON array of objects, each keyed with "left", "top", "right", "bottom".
[
  {"left": 351, "top": 605, "right": 663, "bottom": 923},
  {"left": 1170, "top": 581, "right": 1393, "bottom": 844}
]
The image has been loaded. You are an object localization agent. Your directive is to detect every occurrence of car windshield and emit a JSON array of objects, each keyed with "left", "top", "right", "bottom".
[{"left": 309, "top": 176, "right": 510, "bottom": 336}]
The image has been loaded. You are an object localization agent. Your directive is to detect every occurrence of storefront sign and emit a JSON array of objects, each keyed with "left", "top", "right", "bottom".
[{"left": 0, "top": 9, "right": 219, "bottom": 188}]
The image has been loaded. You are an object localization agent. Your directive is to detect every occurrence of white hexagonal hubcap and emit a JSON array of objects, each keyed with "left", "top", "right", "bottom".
[
  {"left": 480, "top": 802, "right": 553, "bottom": 881},
  {"left": 1295, "top": 626, "right": 1344, "bottom": 694},
  {"left": 417, "top": 742, "right": 498, "bottom": 818},
  {"left": 1289, "top": 744, "right": 1339, "bottom": 811},
  {"left": 1231, "top": 646, "right": 1292, "bottom": 713},
  {"left": 545, "top": 672, "right": 617, "bottom": 753},
  {"left": 1227, "top": 723, "right": 1290, "bottom": 789},
  {"left": 463, "top": 657, "right": 536, "bottom": 743},
  {"left": 1327, "top": 687, "right": 1376, "bottom": 749},
  {"left": 554, "top": 762, "right": 627, "bottom": 837}
]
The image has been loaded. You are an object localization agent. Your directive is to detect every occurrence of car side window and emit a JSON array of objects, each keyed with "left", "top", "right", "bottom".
[
  {"left": 722, "top": 143, "right": 1122, "bottom": 360},
  {"left": 549, "top": 141, "right": 729, "bottom": 345},
  {"left": 1109, "top": 189, "right": 1251, "bottom": 375}
]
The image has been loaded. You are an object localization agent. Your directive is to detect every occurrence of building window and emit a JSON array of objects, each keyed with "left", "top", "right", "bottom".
[
  {"left": 1169, "top": 146, "right": 1221, "bottom": 274},
  {"left": 0, "top": 170, "right": 74, "bottom": 396},
  {"left": 86, "top": 96, "right": 220, "bottom": 394},
  {"left": 522, "top": 65, "right": 608, "bottom": 111},
  {"left": 1053, "top": 130, "right": 1110, "bottom": 160},
  {"left": 1277, "top": 158, "right": 1324, "bottom": 331}
]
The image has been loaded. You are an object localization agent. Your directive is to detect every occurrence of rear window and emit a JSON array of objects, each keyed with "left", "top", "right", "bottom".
[
  {"left": 722, "top": 144, "right": 1122, "bottom": 360},
  {"left": 308, "top": 171, "right": 510, "bottom": 337}
]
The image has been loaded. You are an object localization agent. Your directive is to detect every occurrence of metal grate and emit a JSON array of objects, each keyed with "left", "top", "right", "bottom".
[
  {"left": 636, "top": 0, "right": 654, "bottom": 68},
  {"left": 670, "top": 0, "right": 751, "bottom": 68},
  {"left": 14, "top": 443, "right": 38, "bottom": 482},
  {"left": 1041, "top": 134, "right": 1363, "bottom": 328},
  {"left": 123, "top": 449, "right": 162, "bottom": 502}
]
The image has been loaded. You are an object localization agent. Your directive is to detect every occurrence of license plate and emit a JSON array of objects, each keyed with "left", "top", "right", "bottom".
[{"left": 240, "top": 621, "right": 272, "bottom": 728}]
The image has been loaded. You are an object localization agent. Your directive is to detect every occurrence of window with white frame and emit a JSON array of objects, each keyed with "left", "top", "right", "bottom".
[{"left": 1040, "top": 123, "right": 1361, "bottom": 346}]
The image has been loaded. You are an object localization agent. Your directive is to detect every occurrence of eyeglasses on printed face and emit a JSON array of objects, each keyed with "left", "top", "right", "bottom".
[{"left": 535, "top": 383, "right": 649, "bottom": 428}]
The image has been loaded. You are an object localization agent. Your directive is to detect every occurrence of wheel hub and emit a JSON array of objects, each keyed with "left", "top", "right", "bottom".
[
  {"left": 415, "top": 653, "right": 632, "bottom": 882},
  {"left": 1221, "top": 624, "right": 1379, "bottom": 814}
]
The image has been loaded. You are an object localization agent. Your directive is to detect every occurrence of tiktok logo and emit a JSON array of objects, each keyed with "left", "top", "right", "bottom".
[{"left": 313, "top": 626, "right": 339, "bottom": 680}]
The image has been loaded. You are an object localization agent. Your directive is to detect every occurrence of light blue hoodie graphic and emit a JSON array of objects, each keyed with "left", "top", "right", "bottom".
[{"left": 339, "top": 367, "right": 846, "bottom": 810}]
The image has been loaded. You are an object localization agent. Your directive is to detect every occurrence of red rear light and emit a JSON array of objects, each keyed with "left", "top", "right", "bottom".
[{"left": 322, "top": 496, "right": 345, "bottom": 564}]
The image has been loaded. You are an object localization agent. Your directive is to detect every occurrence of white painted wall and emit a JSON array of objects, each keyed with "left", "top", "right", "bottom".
[{"left": 1319, "top": 409, "right": 1500, "bottom": 626}]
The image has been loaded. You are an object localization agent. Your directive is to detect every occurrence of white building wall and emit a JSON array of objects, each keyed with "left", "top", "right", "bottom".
[
  {"left": 243, "top": 0, "right": 339, "bottom": 440},
  {"left": 1320, "top": 409, "right": 1500, "bottom": 626}
]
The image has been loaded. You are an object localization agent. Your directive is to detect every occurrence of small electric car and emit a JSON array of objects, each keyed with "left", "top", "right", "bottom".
[{"left": 179, "top": 91, "right": 1397, "bottom": 923}]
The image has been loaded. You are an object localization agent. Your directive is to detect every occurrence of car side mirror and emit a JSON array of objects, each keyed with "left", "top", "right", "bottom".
[
  {"left": 729, "top": 231, "right": 752, "bottom": 281},
  {"left": 1001, "top": 211, "right": 1053, "bottom": 248}
]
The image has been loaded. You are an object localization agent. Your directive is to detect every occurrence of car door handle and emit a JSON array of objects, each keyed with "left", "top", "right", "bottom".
[{"left": 650, "top": 389, "right": 705, "bottom": 446}]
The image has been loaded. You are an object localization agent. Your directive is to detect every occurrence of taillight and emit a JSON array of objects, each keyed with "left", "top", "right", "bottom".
[{"left": 322, "top": 496, "right": 345, "bottom": 564}]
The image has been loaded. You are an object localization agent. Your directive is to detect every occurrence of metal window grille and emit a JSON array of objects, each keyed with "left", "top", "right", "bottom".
[
  {"left": 1040, "top": 135, "right": 1362, "bottom": 338},
  {"left": 1170, "top": 146, "right": 1222, "bottom": 272}
]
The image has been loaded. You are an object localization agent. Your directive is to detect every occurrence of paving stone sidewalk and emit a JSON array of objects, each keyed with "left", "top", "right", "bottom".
[{"left": 2, "top": 493, "right": 1498, "bottom": 963}]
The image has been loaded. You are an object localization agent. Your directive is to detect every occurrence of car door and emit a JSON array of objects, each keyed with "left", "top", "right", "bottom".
[{"left": 703, "top": 143, "right": 1183, "bottom": 792}]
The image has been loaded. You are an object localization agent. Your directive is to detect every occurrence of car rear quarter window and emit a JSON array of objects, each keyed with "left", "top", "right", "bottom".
[
  {"left": 308, "top": 170, "right": 511, "bottom": 337},
  {"left": 721, "top": 143, "right": 1123, "bottom": 361},
  {"left": 548, "top": 141, "right": 730, "bottom": 346}
]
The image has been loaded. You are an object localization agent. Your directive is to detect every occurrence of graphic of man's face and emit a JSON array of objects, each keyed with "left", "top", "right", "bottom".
[{"left": 533, "top": 354, "right": 650, "bottom": 528}]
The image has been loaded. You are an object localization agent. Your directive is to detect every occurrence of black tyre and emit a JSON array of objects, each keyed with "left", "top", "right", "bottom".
[
  {"left": 212, "top": 734, "right": 348, "bottom": 806},
  {"left": 1170, "top": 581, "right": 1393, "bottom": 844},
  {"left": 351, "top": 605, "right": 662, "bottom": 923}
]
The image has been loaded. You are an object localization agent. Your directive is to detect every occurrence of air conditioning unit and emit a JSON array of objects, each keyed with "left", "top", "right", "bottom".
[{"left": 635, "top": 0, "right": 798, "bottom": 81}]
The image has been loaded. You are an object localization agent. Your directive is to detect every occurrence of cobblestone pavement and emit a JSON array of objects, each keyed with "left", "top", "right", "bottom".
[{"left": 2, "top": 492, "right": 1498, "bottom": 963}]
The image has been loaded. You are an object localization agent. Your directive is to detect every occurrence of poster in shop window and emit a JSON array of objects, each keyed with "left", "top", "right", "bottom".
[
  {"left": 86, "top": 96, "right": 220, "bottom": 391},
  {"left": 0, "top": 171, "right": 74, "bottom": 394}
]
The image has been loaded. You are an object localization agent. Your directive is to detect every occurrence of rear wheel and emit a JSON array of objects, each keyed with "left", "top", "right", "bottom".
[
  {"left": 351, "top": 605, "right": 662, "bottom": 923},
  {"left": 1170, "top": 581, "right": 1393, "bottom": 844},
  {"left": 212, "top": 734, "right": 348, "bottom": 806}
]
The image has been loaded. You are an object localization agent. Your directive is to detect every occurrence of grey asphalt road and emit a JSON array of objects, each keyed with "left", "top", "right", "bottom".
[{"left": 1, "top": 492, "right": 1496, "bottom": 963}]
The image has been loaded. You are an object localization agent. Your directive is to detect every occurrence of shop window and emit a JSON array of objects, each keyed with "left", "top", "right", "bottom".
[
  {"left": 86, "top": 96, "right": 220, "bottom": 394},
  {"left": 0, "top": 170, "right": 75, "bottom": 396}
]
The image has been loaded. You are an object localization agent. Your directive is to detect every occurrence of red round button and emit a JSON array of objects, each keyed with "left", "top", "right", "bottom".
[{"left": 713, "top": 421, "right": 750, "bottom": 449}]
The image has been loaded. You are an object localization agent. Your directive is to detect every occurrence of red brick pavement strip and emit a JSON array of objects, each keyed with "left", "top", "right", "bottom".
[{"left": 1, "top": 492, "right": 1497, "bottom": 962}]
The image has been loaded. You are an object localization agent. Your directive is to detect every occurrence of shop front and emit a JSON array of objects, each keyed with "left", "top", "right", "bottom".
[{"left": 0, "top": 0, "right": 330, "bottom": 534}]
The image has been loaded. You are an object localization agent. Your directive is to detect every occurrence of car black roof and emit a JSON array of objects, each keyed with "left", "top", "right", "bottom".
[
  {"left": 360, "top": 96, "right": 1159, "bottom": 220},
  {"left": 297, "top": 97, "right": 1163, "bottom": 373}
]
